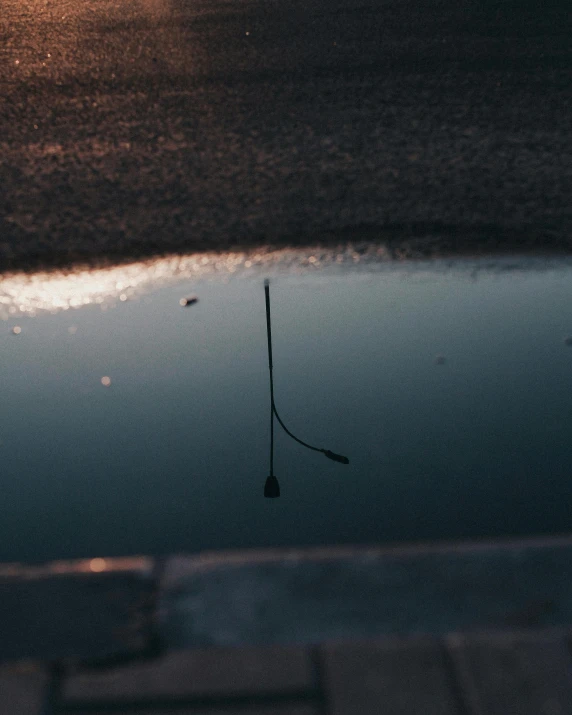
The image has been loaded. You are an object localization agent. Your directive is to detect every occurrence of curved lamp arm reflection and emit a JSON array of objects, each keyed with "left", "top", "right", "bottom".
[{"left": 264, "top": 279, "right": 349, "bottom": 498}]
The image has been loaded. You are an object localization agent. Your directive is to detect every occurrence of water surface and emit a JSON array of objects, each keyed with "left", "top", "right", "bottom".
[{"left": 1, "top": 253, "right": 571, "bottom": 562}]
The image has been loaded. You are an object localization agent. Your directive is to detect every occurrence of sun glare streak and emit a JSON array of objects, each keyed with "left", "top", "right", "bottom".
[{"left": 0, "top": 246, "right": 390, "bottom": 318}]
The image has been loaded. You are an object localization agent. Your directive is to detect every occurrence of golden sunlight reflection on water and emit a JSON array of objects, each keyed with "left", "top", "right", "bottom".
[{"left": 0, "top": 246, "right": 386, "bottom": 318}]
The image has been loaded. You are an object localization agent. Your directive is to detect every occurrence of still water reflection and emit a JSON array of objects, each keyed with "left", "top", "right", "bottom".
[
  {"left": 1, "top": 255, "right": 571, "bottom": 563},
  {"left": 263, "top": 278, "right": 350, "bottom": 498}
]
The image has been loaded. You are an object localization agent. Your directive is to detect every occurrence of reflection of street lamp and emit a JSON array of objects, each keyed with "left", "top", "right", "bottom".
[{"left": 264, "top": 279, "right": 349, "bottom": 498}]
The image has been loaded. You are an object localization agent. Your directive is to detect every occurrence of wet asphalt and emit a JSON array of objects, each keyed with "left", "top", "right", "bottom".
[{"left": 1, "top": 0, "right": 571, "bottom": 271}]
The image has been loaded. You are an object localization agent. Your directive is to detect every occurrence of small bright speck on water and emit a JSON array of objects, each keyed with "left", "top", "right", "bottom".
[
  {"left": 11, "top": 326, "right": 21, "bottom": 335},
  {"left": 101, "top": 376, "right": 111, "bottom": 387},
  {"left": 89, "top": 558, "right": 107, "bottom": 572}
]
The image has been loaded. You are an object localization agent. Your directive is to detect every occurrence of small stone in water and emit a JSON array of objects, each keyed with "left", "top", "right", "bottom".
[
  {"left": 435, "top": 354, "right": 446, "bottom": 365},
  {"left": 101, "top": 376, "right": 111, "bottom": 387},
  {"left": 11, "top": 326, "right": 22, "bottom": 335},
  {"left": 180, "top": 295, "right": 199, "bottom": 307}
]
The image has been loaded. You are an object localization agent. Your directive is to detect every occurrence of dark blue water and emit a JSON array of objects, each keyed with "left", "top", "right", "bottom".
[{"left": 1, "top": 253, "right": 572, "bottom": 563}]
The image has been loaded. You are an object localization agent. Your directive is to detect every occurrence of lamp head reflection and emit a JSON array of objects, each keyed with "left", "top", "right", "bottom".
[{"left": 323, "top": 449, "right": 350, "bottom": 464}]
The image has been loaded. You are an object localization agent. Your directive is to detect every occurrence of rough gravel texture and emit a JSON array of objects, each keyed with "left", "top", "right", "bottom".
[{"left": 1, "top": 0, "right": 571, "bottom": 272}]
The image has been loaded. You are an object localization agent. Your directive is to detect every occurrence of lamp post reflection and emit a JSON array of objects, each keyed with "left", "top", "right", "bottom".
[{"left": 264, "top": 279, "right": 349, "bottom": 498}]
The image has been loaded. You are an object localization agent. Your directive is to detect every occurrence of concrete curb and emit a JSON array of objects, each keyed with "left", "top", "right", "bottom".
[{"left": 159, "top": 535, "right": 572, "bottom": 648}]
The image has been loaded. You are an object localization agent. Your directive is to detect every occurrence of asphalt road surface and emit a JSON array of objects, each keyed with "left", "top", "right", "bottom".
[{"left": 1, "top": 0, "right": 571, "bottom": 271}]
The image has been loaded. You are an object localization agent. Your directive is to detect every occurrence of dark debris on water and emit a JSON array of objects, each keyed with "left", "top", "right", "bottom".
[{"left": 179, "top": 296, "right": 199, "bottom": 307}]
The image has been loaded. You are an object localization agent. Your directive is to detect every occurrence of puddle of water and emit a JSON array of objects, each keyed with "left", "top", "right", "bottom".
[{"left": 1, "top": 254, "right": 572, "bottom": 563}]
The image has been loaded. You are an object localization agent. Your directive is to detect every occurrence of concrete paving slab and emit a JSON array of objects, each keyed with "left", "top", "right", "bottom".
[
  {"left": 0, "top": 662, "right": 48, "bottom": 715},
  {"left": 321, "top": 637, "right": 459, "bottom": 715},
  {"left": 63, "top": 646, "right": 314, "bottom": 702},
  {"left": 447, "top": 630, "right": 572, "bottom": 715},
  {"left": 0, "top": 557, "right": 154, "bottom": 661}
]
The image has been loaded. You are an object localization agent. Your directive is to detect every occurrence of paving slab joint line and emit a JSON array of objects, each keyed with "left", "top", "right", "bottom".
[
  {"left": 439, "top": 637, "right": 473, "bottom": 715},
  {"left": 41, "top": 662, "right": 64, "bottom": 715},
  {"left": 444, "top": 635, "right": 483, "bottom": 715},
  {"left": 563, "top": 632, "right": 572, "bottom": 672},
  {"left": 308, "top": 645, "right": 330, "bottom": 715}
]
